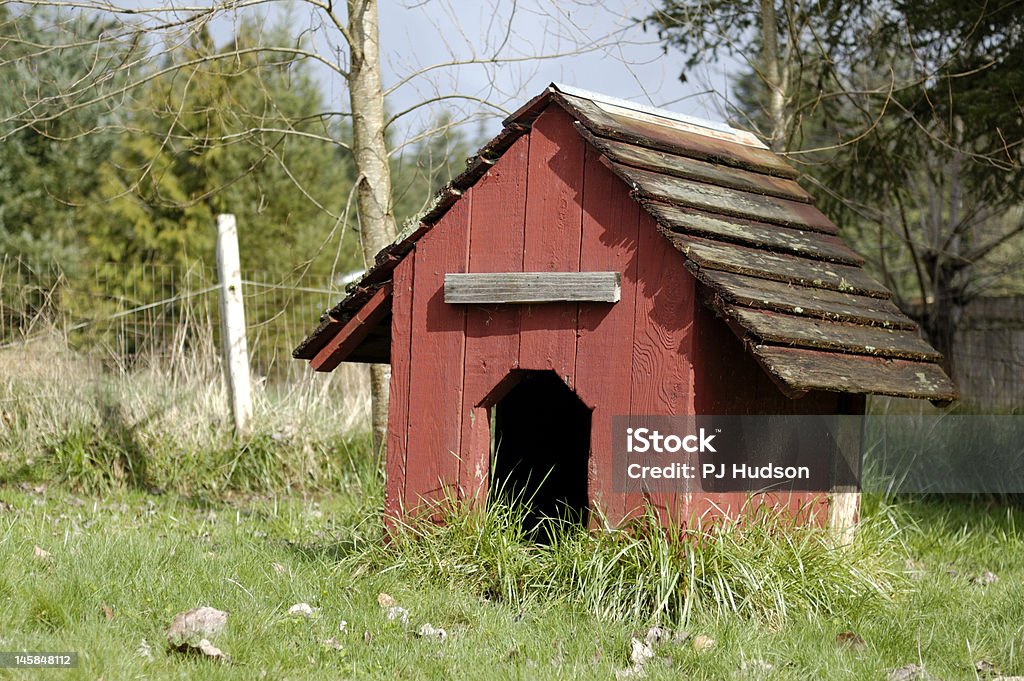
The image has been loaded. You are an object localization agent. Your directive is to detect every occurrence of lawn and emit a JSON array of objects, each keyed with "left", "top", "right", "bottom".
[
  {"left": 2, "top": 356, "right": 1022, "bottom": 679},
  {"left": 2, "top": 474, "right": 1023, "bottom": 680}
]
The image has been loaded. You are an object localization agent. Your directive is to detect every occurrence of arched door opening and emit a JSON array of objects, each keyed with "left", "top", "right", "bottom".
[{"left": 489, "top": 371, "right": 591, "bottom": 539}]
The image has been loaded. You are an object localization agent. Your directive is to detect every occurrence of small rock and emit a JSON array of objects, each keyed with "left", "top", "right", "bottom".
[
  {"left": 323, "top": 636, "right": 343, "bottom": 651},
  {"left": 136, "top": 639, "right": 153, "bottom": 661},
  {"left": 614, "top": 637, "right": 655, "bottom": 679},
  {"left": 973, "top": 571, "right": 1000, "bottom": 586},
  {"left": 386, "top": 606, "right": 409, "bottom": 625},
  {"left": 33, "top": 545, "right": 51, "bottom": 560},
  {"left": 887, "top": 663, "right": 935, "bottom": 681},
  {"left": 837, "top": 630, "right": 867, "bottom": 651},
  {"left": 417, "top": 623, "right": 448, "bottom": 642},
  {"left": 377, "top": 592, "right": 397, "bottom": 608},
  {"left": 195, "top": 638, "right": 228, "bottom": 661},
  {"left": 644, "top": 626, "right": 671, "bottom": 645},
  {"left": 287, "top": 603, "right": 317, "bottom": 619},
  {"left": 166, "top": 606, "right": 228, "bottom": 646},
  {"left": 975, "top": 659, "right": 997, "bottom": 674},
  {"left": 692, "top": 634, "right": 716, "bottom": 653},
  {"left": 629, "top": 637, "right": 655, "bottom": 666},
  {"left": 671, "top": 630, "right": 691, "bottom": 645}
]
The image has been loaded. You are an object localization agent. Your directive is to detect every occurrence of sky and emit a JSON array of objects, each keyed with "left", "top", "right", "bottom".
[
  {"left": 334, "top": 1, "right": 741, "bottom": 141},
  {"left": 97, "top": 0, "right": 744, "bottom": 145}
]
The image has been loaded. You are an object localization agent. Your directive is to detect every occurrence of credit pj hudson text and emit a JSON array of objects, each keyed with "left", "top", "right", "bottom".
[{"left": 621, "top": 425, "right": 811, "bottom": 485}]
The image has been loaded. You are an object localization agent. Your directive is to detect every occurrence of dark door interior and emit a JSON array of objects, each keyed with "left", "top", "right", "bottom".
[{"left": 490, "top": 371, "right": 591, "bottom": 538}]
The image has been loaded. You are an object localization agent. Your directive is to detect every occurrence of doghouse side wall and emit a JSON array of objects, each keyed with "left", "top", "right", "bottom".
[
  {"left": 688, "top": 304, "right": 864, "bottom": 526},
  {"left": 384, "top": 253, "right": 415, "bottom": 523}
]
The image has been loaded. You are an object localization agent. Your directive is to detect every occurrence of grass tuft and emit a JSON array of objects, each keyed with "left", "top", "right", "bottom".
[{"left": 351, "top": 499, "right": 906, "bottom": 627}]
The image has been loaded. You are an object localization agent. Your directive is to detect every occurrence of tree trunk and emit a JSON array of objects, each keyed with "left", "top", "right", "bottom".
[
  {"left": 347, "top": 0, "right": 398, "bottom": 456},
  {"left": 759, "top": 0, "right": 787, "bottom": 151},
  {"left": 922, "top": 266, "right": 965, "bottom": 378},
  {"left": 922, "top": 307, "right": 958, "bottom": 376}
]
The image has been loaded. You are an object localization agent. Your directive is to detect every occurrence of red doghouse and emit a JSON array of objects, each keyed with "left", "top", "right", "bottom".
[{"left": 295, "top": 85, "right": 955, "bottom": 531}]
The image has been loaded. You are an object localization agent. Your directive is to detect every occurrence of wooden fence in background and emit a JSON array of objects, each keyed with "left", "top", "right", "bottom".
[{"left": 952, "top": 296, "right": 1024, "bottom": 410}]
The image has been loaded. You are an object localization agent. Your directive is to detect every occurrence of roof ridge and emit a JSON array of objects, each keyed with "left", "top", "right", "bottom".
[{"left": 550, "top": 83, "right": 767, "bottom": 150}]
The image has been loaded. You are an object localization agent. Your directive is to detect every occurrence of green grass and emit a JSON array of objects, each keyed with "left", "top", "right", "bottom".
[
  {"left": 0, "top": 339, "right": 372, "bottom": 496},
  {"left": 2, "top": 467, "right": 1024, "bottom": 680},
  {"left": 2, "top": 351, "right": 1023, "bottom": 679}
]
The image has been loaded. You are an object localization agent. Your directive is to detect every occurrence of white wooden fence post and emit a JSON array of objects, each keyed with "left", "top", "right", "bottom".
[{"left": 215, "top": 213, "right": 253, "bottom": 437}]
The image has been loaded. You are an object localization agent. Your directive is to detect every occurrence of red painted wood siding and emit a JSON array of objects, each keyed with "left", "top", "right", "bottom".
[
  {"left": 459, "top": 134, "right": 531, "bottom": 505},
  {"left": 384, "top": 256, "right": 415, "bottom": 523},
  {"left": 518, "top": 107, "right": 585, "bottom": 384},
  {"left": 574, "top": 143, "right": 641, "bottom": 526},
  {"left": 625, "top": 212, "right": 698, "bottom": 524},
  {"left": 404, "top": 192, "right": 471, "bottom": 511}
]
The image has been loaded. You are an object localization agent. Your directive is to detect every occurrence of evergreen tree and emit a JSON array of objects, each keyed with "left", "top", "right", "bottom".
[
  {"left": 86, "top": 20, "right": 360, "bottom": 280},
  {"left": 0, "top": 7, "right": 127, "bottom": 268}
]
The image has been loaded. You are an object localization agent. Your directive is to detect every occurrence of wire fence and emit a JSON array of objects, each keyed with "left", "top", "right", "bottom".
[
  {"left": 0, "top": 255, "right": 348, "bottom": 383},
  {"left": 3, "top": 255, "right": 1021, "bottom": 409}
]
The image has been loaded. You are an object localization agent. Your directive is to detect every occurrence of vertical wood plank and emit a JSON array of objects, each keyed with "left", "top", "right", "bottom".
[
  {"left": 829, "top": 394, "right": 865, "bottom": 542},
  {"left": 690, "top": 303, "right": 758, "bottom": 524},
  {"left": 574, "top": 145, "right": 641, "bottom": 528},
  {"left": 628, "top": 213, "right": 697, "bottom": 524},
  {"left": 519, "top": 107, "right": 586, "bottom": 386},
  {"left": 459, "top": 134, "right": 531, "bottom": 505},
  {"left": 404, "top": 195, "right": 472, "bottom": 511},
  {"left": 384, "top": 254, "right": 415, "bottom": 524}
]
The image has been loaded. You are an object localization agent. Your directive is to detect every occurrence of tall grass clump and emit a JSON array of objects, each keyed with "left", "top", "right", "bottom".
[
  {"left": 0, "top": 325, "right": 372, "bottom": 494},
  {"left": 348, "top": 498, "right": 908, "bottom": 628}
]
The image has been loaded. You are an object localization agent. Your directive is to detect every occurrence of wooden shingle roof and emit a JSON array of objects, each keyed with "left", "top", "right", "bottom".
[{"left": 295, "top": 84, "right": 957, "bottom": 402}]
